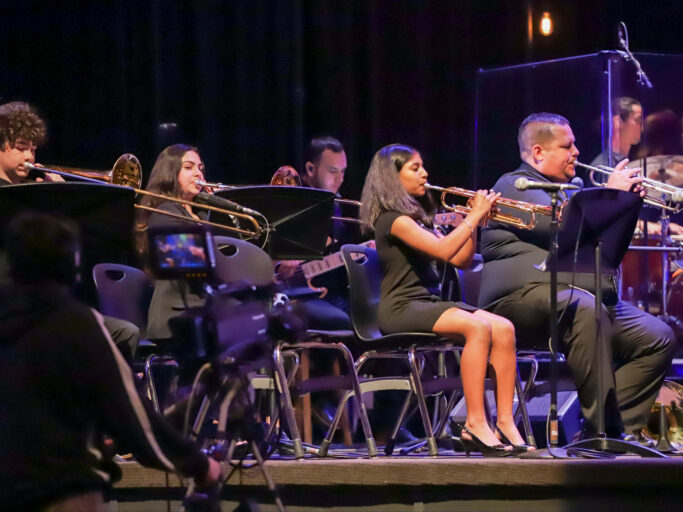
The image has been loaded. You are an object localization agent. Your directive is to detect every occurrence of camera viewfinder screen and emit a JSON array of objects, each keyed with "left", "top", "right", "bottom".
[{"left": 153, "top": 233, "right": 208, "bottom": 270}]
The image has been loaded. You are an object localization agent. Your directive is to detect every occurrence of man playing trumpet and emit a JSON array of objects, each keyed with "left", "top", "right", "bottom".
[{"left": 479, "top": 113, "right": 675, "bottom": 443}]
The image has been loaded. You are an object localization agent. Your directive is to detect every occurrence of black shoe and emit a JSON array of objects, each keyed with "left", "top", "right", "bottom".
[
  {"left": 459, "top": 425, "right": 512, "bottom": 457},
  {"left": 495, "top": 426, "right": 536, "bottom": 453}
]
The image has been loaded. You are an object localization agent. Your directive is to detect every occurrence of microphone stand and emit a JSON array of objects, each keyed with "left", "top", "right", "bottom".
[
  {"left": 617, "top": 22, "right": 653, "bottom": 88},
  {"left": 520, "top": 189, "right": 569, "bottom": 458}
]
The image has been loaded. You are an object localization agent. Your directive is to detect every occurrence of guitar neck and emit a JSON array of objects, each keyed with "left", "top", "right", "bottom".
[{"left": 300, "top": 240, "right": 372, "bottom": 280}]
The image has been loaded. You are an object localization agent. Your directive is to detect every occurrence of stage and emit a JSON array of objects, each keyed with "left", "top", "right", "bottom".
[{"left": 113, "top": 451, "right": 683, "bottom": 511}]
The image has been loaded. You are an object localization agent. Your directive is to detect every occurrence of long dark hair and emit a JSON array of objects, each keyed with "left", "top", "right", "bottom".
[
  {"left": 359, "top": 143, "right": 435, "bottom": 234},
  {"left": 141, "top": 143, "right": 198, "bottom": 209},
  {"left": 136, "top": 144, "right": 199, "bottom": 262}
]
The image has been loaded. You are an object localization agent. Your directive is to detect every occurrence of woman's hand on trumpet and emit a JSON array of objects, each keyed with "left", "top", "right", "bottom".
[
  {"left": 467, "top": 189, "right": 501, "bottom": 226},
  {"left": 606, "top": 159, "right": 646, "bottom": 197}
]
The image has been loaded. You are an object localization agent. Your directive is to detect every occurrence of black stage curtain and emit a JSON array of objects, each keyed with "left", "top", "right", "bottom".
[{"left": 2, "top": 1, "right": 682, "bottom": 200}]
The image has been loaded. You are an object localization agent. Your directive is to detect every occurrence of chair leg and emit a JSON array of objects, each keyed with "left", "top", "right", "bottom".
[
  {"left": 318, "top": 389, "right": 353, "bottom": 457},
  {"left": 385, "top": 392, "right": 413, "bottom": 455},
  {"left": 515, "top": 361, "right": 537, "bottom": 447},
  {"left": 272, "top": 346, "right": 305, "bottom": 459},
  {"left": 408, "top": 347, "right": 438, "bottom": 456},
  {"left": 335, "top": 343, "right": 378, "bottom": 457}
]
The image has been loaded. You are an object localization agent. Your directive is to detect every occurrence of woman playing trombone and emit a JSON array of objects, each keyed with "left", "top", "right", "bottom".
[
  {"left": 359, "top": 143, "right": 532, "bottom": 455},
  {"left": 138, "top": 144, "right": 210, "bottom": 340}
]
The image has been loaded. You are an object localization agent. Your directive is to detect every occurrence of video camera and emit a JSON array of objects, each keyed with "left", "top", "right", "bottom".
[{"left": 147, "top": 225, "right": 305, "bottom": 364}]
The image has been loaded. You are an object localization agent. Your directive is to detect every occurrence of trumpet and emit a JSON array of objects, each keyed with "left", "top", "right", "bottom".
[
  {"left": 575, "top": 161, "right": 682, "bottom": 213},
  {"left": 425, "top": 183, "right": 552, "bottom": 230},
  {"left": 24, "top": 156, "right": 263, "bottom": 239}
]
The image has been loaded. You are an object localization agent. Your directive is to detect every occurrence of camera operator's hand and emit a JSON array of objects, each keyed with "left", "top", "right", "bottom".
[{"left": 196, "top": 457, "right": 222, "bottom": 487}]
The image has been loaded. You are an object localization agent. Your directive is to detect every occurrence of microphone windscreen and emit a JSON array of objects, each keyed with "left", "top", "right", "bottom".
[
  {"left": 514, "top": 177, "right": 529, "bottom": 191},
  {"left": 570, "top": 177, "right": 584, "bottom": 188}
]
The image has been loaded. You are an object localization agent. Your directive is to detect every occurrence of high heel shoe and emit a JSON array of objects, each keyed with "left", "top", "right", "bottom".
[
  {"left": 495, "top": 426, "right": 536, "bottom": 453},
  {"left": 459, "top": 425, "right": 512, "bottom": 458}
]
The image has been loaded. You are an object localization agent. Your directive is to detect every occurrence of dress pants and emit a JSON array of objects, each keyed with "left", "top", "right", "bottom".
[{"left": 491, "top": 283, "right": 675, "bottom": 435}]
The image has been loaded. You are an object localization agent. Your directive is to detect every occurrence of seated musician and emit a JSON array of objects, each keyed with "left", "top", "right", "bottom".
[
  {"left": 590, "top": 97, "right": 683, "bottom": 235},
  {"left": 359, "top": 143, "right": 531, "bottom": 455},
  {"left": 0, "top": 101, "right": 140, "bottom": 363},
  {"left": 479, "top": 113, "right": 676, "bottom": 441},
  {"left": 0, "top": 212, "right": 220, "bottom": 511},
  {"left": 0, "top": 101, "right": 62, "bottom": 185},
  {"left": 137, "top": 144, "right": 210, "bottom": 341},
  {"left": 277, "top": 136, "right": 359, "bottom": 330}
]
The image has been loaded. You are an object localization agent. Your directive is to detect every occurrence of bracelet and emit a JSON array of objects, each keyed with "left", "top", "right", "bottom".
[{"left": 463, "top": 218, "right": 475, "bottom": 235}]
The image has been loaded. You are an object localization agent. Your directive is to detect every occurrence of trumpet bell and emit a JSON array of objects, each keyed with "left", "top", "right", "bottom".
[{"left": 112, "top": 153, "right": 143, "bottom": 189}]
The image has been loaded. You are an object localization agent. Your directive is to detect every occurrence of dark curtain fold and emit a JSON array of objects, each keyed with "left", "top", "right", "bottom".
[{"left": 1, "top": 0, "right": 681, "bottom": 200}]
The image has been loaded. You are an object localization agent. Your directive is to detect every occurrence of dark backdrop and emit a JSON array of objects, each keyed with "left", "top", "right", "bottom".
[{"left": 2, "top": 0, "right": 682, "bottom": 200}]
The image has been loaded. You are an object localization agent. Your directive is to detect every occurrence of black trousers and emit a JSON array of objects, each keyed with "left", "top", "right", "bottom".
[
  {"left": 491, "top": 283, "right": 676, "bottom": 435},
  {"left": 102, "top": 315, "right": 140, "bottom": 365}
]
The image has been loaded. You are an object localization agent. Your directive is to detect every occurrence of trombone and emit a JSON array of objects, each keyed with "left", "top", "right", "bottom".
[
  {"left": 24, "top": 155, "right": 263, "bottom": 239},
  {"left": 425, "top": 183, "right": 552, "bottom": 230},
  {"left": 575, "top": 161, "right": 682, "bottom": 213}
]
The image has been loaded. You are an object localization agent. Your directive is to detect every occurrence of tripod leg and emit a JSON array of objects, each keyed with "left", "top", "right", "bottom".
[{"left": 250, "top": 439, "right": 287, "bottom": 512}]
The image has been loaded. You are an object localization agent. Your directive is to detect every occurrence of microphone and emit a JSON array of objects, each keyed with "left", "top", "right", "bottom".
[
  {"left": 194, "top": 192, "right": 261, "bottom": 217},
  {"left": 570, "top": 177, "right": 584, "bottom": 189},
  {"left": 514, "top": 177, "right": 580, "bottom": 192}
]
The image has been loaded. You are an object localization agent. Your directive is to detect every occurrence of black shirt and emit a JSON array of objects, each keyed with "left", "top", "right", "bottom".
[
  {"left": 479, "top": 161, "right": 618, "bottom": 308},
  {"left": 374, "top": 211, "right": 442, "bottom": 309}
]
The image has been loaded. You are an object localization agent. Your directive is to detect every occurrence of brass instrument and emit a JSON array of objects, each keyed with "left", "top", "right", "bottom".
[
  {"left": 270, "top": 166, "right": 301, "bottom": 186},
  {"left": 425, "top": 183, "right": 552, "bottom": 230},
  {"left": 575, "top": 161, "right": 682, "bottom": 213},
  {"left": 195, "top": 179, "right": 236, "bottom": 191},
  {"left": 24, "top": 156, "right": 263, "bottom": 239}
]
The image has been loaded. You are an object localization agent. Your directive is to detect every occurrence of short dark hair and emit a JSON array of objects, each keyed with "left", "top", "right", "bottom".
[
  {"left": 306, "top": 136, "right": 345, "bottom": 165},
  {"left": 0, "top": 101, "right": 47, "bottom": 149},
  {"left": 518, "top": 112, "right": 570, "bottom": 159},
  {"left": 359, "top": 143, "right": 435, "bottom": 234},
  {"left": 614, "top": 96, "right": 641, "bottom": 122},
  {"left": 4, "top": 212, "right": 80, "bottom": 285}
]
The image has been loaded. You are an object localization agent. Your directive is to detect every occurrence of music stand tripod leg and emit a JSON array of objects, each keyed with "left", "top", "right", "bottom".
[{"left": 565, "top": 242, "right": 668, "bottom": 458}]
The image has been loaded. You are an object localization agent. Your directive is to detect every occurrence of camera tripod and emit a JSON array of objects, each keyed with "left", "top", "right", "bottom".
[{"left": 180, "top": 360, "right": 287, "bottom": 512}]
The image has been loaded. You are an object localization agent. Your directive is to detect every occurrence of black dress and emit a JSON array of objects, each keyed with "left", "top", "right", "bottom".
[{"left": 374, "top": 211, "right": 476, "bottom": 334}]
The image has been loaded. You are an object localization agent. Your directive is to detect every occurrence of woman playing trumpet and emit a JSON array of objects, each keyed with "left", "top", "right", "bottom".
[{"left": 359, "top": 143, "right": 532, "bottom": 454}]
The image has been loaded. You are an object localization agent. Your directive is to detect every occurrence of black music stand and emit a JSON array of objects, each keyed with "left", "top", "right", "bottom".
[
  {"left": 213, "top": 186, "right": 335, "bottom": 260},
  {"left": 545, "top": 188, "right": 664, "bottom": 457},
  {"left": 0, "top": 183, "right": 136, "bottom": 304}
]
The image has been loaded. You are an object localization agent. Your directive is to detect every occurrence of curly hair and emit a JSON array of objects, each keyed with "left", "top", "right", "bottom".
[
  {"left": 359, "top": 143, "right": 435, "bottom": 234},
  {"left": 0, "top": 102, "right": 47, "bottom": 149}
]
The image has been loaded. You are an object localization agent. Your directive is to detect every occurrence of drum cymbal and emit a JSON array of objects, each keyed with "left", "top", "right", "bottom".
[{"left": 627, "top": 155, "right": 683, "bottom": 186}]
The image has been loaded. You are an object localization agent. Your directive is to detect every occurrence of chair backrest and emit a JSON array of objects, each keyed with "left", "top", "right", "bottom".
[
  {"left": 341, "top": 244, "right": 383, "bottom": 341},
  {"left": 212, "top": 236, "right": 275, "bottom": 287},
  {"left": 457, "top": 253, "right": 483, "bottom": 307},
  {"left": 92, "top": 263, "right": 153, "bottom": 334}
]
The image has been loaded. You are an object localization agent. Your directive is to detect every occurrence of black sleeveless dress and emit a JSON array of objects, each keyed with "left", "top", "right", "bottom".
[{"left": 374, "top": 211, "right": 477, "bottom": 334}]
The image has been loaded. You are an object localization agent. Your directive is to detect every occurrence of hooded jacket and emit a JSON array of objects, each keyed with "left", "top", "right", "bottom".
[{"left": 0, "top": 282, "right": 207, "bottom": 510}]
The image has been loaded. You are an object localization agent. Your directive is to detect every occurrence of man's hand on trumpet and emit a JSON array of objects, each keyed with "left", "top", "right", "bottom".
[{"left": 606, "top": 159, "right": 646, "bottom": 197}]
